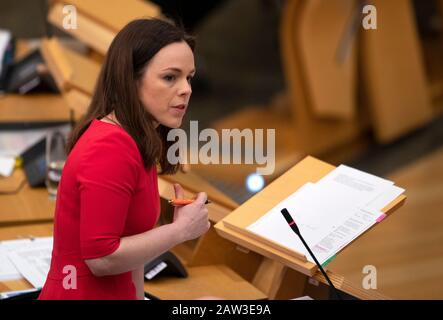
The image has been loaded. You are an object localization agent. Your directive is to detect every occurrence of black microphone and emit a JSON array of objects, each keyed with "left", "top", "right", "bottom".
[{"left": 281, "top": 208, "right": 342, "bottom": 300}]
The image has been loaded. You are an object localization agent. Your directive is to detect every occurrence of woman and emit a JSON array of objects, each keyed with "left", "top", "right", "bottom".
[{"left": 39, "top": 18, "right": 210, "bottom": 300}]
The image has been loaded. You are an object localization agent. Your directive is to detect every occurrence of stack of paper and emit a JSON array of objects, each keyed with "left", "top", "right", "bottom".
[
  {"left": 247, "top": 165, "right": 404, "bottom": 266},
  {"left": 0, "top": 156, "right": 15, "bottom": 177},
  {"left": 0, "top": 237, "right": 53, "bottom": 288}
]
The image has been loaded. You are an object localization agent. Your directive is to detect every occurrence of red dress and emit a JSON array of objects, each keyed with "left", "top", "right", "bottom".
[{"left": 38, "top": 119, "right": 160, "bottom": 300}]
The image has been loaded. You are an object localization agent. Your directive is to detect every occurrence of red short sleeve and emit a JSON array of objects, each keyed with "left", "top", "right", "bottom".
[{"left": 77, "top": 130, "right": 141, "bottom": 260}]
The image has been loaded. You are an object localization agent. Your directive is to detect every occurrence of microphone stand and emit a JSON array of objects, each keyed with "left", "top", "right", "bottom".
[{"left": 281, "top": 208, "right": 342, "bottom": 300}]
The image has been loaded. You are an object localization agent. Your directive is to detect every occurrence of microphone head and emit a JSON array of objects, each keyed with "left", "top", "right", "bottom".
[
  {"left": 281, "top": 208, "right": 300, "bottom": 234},
  {"left": 281, "top": 208, "right": 293, "bottom": 223}
]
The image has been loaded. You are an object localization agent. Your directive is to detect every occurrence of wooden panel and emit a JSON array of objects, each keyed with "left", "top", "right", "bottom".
[
  {"left": 144, "top": 264, "right": 266, "bottom": 300},
  {"left": 215, "top": 221, "right": 316, "bottom": 275},
  {"left": 62, "top": 46, "right": 100, "bottom": 95},
  {"left": 48, "top": 1, "right": 162, "bottom": 55},
  {"left": 41, "top": 37, "right": 101, "bottom": 96},
  {"left": 187, "top": 227, "right": 263, "bottom": 282},
  {"left": 421, "top": 28, "right": 443, "bottom": 107},
  {"left": 280, "top": 0, "right": 366, "bottom": 130},
  {"left": 311, "top": 270, "right": 391, "bottom": 300},
  {"left": 40, "top": 38, "right": 73, "bottom": 92},
  {"left": 273, "top": 264, "right": 309, "bottom": 299},
  {"left": 48, "top": 3, "right": 115, "bottom": 55},
  {"left": 252, "top": 259, "right": 287, "bottom": 299},
  {"left": 56, "top": 0, "right": 161, "bottom": 32},
  {"left": 297, "top": 0, "right": 356, "bottom": 119},
  {"left": 361, "top": 0, "right": 433, "bottom": 142}
]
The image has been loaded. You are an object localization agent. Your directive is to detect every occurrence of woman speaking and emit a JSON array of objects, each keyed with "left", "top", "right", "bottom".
[{"left": 39, "top": 18, "right": 209, "bottom": 300}]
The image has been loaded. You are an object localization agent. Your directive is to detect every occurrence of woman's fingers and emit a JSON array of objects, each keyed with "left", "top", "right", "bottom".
[
  {"left": 173, "top": 183, "right": 184, "bottom": 199},
  {"left": 194, "top": 192, "right": 207, "bottom": 206}
]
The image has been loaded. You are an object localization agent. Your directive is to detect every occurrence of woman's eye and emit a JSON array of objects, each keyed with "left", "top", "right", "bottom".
[
  {"left": 164, "top": 75, "right": 175, "bottom": 82},
  {"left": 187, "top": 76, "right": 193, "bottom": 84}
]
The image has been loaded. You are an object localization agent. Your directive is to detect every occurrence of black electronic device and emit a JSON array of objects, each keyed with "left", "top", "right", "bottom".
[
  {"left": 144, "top": 251, "right": 187, "bottom": 281},
  {"left": 20, "top": 137, "right": 47, "bottom": 187},
  {"left": 4, "top": 49, "right": 58, "bottom": 94}
]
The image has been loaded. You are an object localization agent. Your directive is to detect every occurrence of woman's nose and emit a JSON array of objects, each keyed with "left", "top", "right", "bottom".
[{"left": 179, "top": 79, "right": 192, "bottom": 96}]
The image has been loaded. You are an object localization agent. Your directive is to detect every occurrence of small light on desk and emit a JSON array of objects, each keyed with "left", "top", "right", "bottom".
[{"left": 245, "top": 173, "right": 265, "bottom": 193}]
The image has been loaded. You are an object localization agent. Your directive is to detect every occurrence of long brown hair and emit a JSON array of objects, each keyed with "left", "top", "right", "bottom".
[{"left": 66, "top": 18, "right": 195, "bottom": 174}]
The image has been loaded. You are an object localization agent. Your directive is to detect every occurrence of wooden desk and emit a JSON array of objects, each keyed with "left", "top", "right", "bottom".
[
  {"left": 0, "top": 94, "right": 67, "bottom": 224},
  {"left": 0, "top": 95, "right": 71, "bottom": 124},
  {"left": 0, "top": 222, "right": 265, "bottom": 300},
  {"left": 0, "top": 169, "right": 55, "bottom": 226},
  {"left": 215, "top": 156, "right": 406, "bottom": 299},
  {"left": 0, "top": 168, "right": 260, "bottom": 299}
]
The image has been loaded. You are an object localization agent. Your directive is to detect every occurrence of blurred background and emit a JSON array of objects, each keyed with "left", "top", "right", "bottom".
[{"left": 0, "top": 0, "right": 442, "bottom": 299}]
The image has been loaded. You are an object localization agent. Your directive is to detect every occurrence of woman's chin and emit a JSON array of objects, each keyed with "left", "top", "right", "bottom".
[{"left": 161, "top": 118, "right": 183, "bottom": 129}]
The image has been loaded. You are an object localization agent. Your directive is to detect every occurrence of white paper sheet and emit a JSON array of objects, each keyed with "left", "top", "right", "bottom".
[
  {"left": 0, "top": 247, "right": 21, "bottom": 281},
  {"left": 0, "top": 156, "right": 15, "bottom": 177},
  {"left": 364, "top": 185, "right": 405, "bottom": 212},
  {"left": 1, "top": 239, "right": 39, "bottom": 281},
  {"left": 247, "top": 165, "right": 404, "bottom": 265},
  {"left": 315, "top": 165, "right": 394, "bottom": 208},
  {"left": 3, "top": 237, "right": 53, "bottom": 288},
  {"left": 310, "top": 209, "right": 381, "bottom": 264}
]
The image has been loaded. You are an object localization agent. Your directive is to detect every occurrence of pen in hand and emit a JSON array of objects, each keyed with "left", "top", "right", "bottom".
[{"left": 168, "top": 198, "right": 211, "bottom": 206}]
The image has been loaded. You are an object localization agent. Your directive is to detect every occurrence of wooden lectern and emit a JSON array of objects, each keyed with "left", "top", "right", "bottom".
[{"left": 214, "top": 156, "right": 406, "bottom": 299}]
